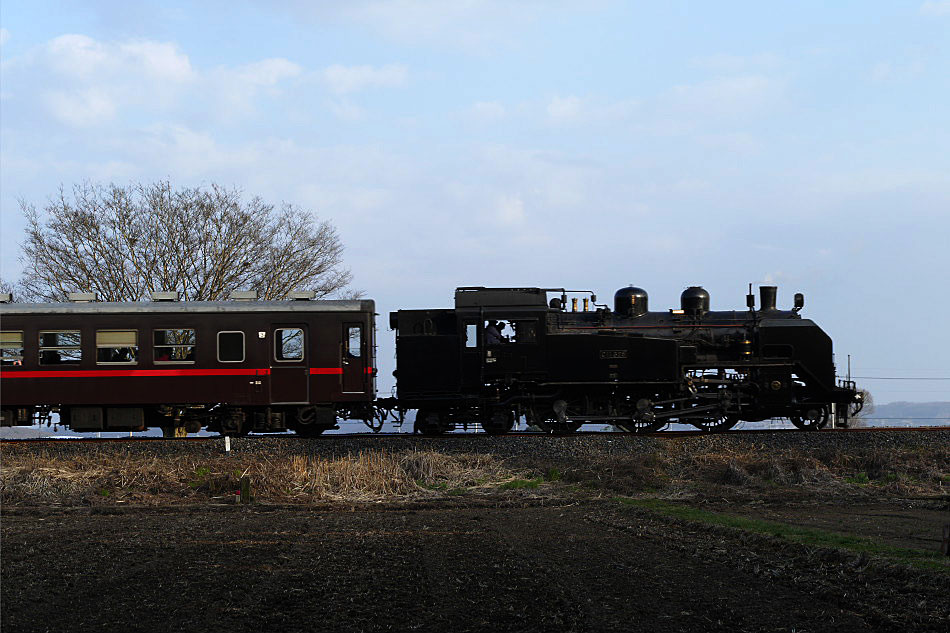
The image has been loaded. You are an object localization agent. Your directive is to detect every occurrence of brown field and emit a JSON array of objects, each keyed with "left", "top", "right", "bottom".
[{"left": 2, "top": 431, "right": 948, "bottom": 632}]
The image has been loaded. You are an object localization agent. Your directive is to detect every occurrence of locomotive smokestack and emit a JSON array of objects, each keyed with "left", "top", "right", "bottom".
[{"left": 759, "top": 286, "right": 777, "bottom": 312}]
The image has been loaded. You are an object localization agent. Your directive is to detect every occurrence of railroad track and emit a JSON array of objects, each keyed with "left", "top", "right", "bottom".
[{"left": 2, "top": 425, "right": 947, "bottom": 444}]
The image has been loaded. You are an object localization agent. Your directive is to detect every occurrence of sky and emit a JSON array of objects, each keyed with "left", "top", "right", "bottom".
[{"left": 1, "top": 1, "right": 948, "bottom": 405}]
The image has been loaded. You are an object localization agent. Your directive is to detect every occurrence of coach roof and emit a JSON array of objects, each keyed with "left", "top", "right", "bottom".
[{"left": 0, "top": 299, "right": 375, "bottom": 315}]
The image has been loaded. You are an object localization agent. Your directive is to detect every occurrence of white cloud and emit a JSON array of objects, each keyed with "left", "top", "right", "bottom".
[
  {"left": 670, "top": 75, "right": 784, "bottom": 116},
  {"left": 326, "top": 99, "right": 366, "bottom": 121},
  {"left": 322, "top": 64, "right": 408, "bottom": 94},
  {"left": 0, "top": 28, "right": 10, "bottom": 47},
  {"left": 871, "top": 59, "right": 925, "bottom": 82},
  {"left": 545, "top": 95, "right": 639, "bottom": 125},
  {"left": 230, "top": 58, "right": 302, "bottom": 87},
  {"left": 691, "top": 52, "right": 781, "bottom": 73},
  {"left": 495, "top": 195, "right": 526, "bottom": 226},
  {"left": 920, "top": 1, "right": 950, "bottom": 15},
  {"left": 4, "top": 34, "right": 308, "bottom": 126},
  {"left": 470, "top": 101, "right": 506, "bottom": 121},
  {"left": 42, "top": 34, "right": 195, "bottom": 82},
  {"left": 211, "top": 58, "right": 303, "bottom": 116},
  {"left": 547, "top": 95, "right": 582, "bottom": 122},
  {"left": 43, "top": 88, "right": 116, "bottom": 127}
]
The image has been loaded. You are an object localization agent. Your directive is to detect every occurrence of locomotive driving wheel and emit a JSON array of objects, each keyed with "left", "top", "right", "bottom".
[
  {"left": 789, "top": 406, "right": 829, "bottom": 431},
  {"left": 414, "top": 409, "right": 448, "bottom": 435},
  {"left": 689, "top": 414, "right": 739, "bottom": 433},
  {"left": 481, "top": 409, "right": 515, "bottom": 435},
  {"left": 614, "top": 398, "right": 664, "bottom": 433},
  {"left": 614, "top": 419, "right": 664, "bottom": 433}
]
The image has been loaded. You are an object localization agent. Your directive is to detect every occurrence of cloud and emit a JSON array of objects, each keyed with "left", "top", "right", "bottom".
[
  {"left": 545, "top": 95, "right": 639, "bottom": 125},
  {"left": 321, "top": 63, "right": 408, "bottom": 94},
  {"left": 267, "top": 1, "right": 603, "bottom": 52},
  {"left": 669, "top": 75, "right": 784, "bottom": 116},
  {"left": 42, "top": 34, "right": 196, "bottom": 82},
  {"left": 210, "top": 58, "right": 303, "bottom": 116},
  {"left": 3, "top": 34, "right": 309, "bottom": 126},
  {"left": 691, "top": 52, "right": 781, "bottom": 73},
  {"left": 43, "top": 88, "right": 117, "bottom": 127},
  {"left": 0, "top": 28, "right": 9, "bottom": 47},
  {"left": 470, "top": 101, "right": 506, "bottom": 122},
  {"left": 870, "top": 59, "right": 925, "bottom": 82},
  {"left": 546, "top": 95, "right": 582, "bottom": 122},
  {"left": 326, "top": 99, "right": 366, "bottom": 121},
  {"left": 495, "top": 195, "right": 526, "bottom": 226},
  {"left": 229, "top": 58, "right": 302, "bottom": 87},
  {"left": 920, "top": 1, "right": 950, "bottom": 15}
]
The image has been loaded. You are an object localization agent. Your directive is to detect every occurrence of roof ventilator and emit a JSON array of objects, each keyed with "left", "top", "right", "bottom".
[
  {"left": 151, "top": 291, "right": 179, "bottom": 302},
  {"left": 0, "top": 293, "right": 11, "bottom": 303},
  {"left": 230, "top": 290, "right": 258, "bottom": 302},
  {"left": 290, "top": 291, "right": 316, "bottom": 301},
  {"left": 68, "top": 292, "right": 97, "bottom": 303}
]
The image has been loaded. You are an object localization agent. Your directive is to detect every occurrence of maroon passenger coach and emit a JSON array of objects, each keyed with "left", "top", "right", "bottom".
[{"left": 0, "top": 294, "right": 377, "bottom": 436}]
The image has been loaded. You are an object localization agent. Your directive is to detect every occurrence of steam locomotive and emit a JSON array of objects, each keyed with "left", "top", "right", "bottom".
[
  {"left": 392, "top": 285, "right": 861, "bottom": 434},
  {"left": 0, "top": 284, "right": 861, "bottom": 435}
]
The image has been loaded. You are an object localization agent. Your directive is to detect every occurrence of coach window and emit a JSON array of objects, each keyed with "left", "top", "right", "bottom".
[
  {"left": 1, "top": 331, "right": 24, "bottom": 365},
  {"left": 39, "top": 331, "right": 82, "bottom": 364},
  {"left": 275, "top": 328, "right": 304, "bottom": 361},
  {"left": 347, "top": 326, "right": 362, "bottom": 358},
  {"left": 218, "top": 331, "right": 245, "bottom": 363},
  {"left": 154, "top": 329, "right": 196, "bottom": 363},
  {"left": 96, "top": 330, "right": 138, "bottom": 364}
]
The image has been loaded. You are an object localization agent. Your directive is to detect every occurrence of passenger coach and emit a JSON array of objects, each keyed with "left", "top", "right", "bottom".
[{"left": 0, "top": 292, "right": 377, "bottom": 436}]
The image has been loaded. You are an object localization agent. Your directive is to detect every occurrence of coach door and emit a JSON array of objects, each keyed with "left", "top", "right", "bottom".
[
  {"left": 341, "top": 323, "right": 366, "bottom": 393},
  {"left": 270, "top": 325, "right": 310, "bottom": 404}
]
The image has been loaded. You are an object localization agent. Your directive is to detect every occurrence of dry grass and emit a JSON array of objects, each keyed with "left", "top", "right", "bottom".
[
  {"left": 676, "top": 445, "right": 949, "bottom": 494},
  {"left": 0, "top": 450, "right": 523, "bottom": 505},
  {"left": 2, "top": 441, "right": 947, "bottom": 505}
]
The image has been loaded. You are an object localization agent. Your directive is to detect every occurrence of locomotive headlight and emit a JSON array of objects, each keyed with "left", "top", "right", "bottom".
[{"left": 770, "top": 380, "right": 783, "bottom": 391}]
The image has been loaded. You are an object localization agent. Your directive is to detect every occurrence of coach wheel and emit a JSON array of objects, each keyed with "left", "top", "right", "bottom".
[
  {"left": 482, "top": 410, "right": 514, "bottom": 435},
  {"left": 690, "top": 415, "right": 739, "bottom": 433},
  {"left": 790, "top": 406, "right": 828, "bottom": 431}
]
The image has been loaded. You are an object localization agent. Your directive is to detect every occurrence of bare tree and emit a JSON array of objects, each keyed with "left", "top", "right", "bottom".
[
  {"left": 16, "top": 182, "right": 353, "bottom": 302},
  {"left": 850, "top": 388, "right": 875, "bottom": 427}
]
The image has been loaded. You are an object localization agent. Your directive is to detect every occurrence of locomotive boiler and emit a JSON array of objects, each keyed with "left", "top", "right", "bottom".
[{"left": 391, "top": 285, "right": 860, "bottom": 434}]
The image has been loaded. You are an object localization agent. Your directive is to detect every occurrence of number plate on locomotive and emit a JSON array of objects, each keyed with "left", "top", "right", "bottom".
[{"left": 599, "top": 350, "right": 628, "bottom": 359}]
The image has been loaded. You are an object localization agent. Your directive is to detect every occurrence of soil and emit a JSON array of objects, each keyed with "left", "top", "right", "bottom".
[
  {"left": 2, "top": 498, "right": 948, "bottom": 633},
  {"left": 2, "top": 431, "right": 948, "bottom": 632}
]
